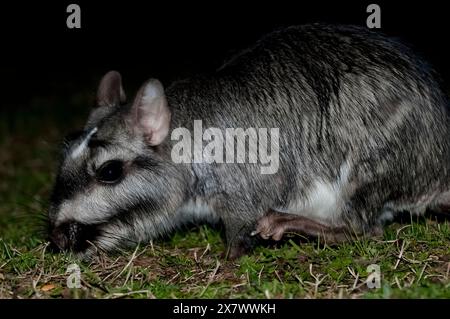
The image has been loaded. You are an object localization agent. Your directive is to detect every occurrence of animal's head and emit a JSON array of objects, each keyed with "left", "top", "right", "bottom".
[{"left": 48, "top": 71, "right": 187, "bottom": 257}]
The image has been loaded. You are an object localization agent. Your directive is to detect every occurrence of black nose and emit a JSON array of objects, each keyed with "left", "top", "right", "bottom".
[{"left": 49, "top": 222, "right": 97, "bottom": 252}]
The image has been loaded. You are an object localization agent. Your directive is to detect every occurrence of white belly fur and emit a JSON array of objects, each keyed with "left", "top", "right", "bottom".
[{"left": 277, "top": 161, "right": 351, "bottom": 225}]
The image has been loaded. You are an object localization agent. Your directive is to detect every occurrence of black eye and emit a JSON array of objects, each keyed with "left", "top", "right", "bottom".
[{"left": 95, "top": 160, "right": 124, "bottom": 184}]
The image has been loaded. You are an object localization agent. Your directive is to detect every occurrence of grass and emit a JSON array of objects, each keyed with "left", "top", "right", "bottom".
[{"left": 0, "top": 93, "right": 449, "bottom": 299}]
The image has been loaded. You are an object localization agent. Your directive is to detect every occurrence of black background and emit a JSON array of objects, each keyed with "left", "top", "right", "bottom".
[
  {"left": 0, "top": 298, "right": 446, "bottom": 317},
  {"left": 1, "top": 1, "right": 449, "bottom": 110}
]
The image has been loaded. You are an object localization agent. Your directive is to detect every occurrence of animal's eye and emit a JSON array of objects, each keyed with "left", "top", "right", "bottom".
[{"left": 95, "top": 160, "right": 124, "bottom": 184}]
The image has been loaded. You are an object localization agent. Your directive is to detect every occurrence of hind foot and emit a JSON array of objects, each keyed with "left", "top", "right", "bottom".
[{"left": 252, "top": 210, "right": 381, "bottom": 243}]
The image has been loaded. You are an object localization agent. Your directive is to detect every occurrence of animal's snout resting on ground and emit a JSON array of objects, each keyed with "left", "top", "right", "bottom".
[
  {"left": 48, "top": 24, "right": 450, "bottom": 259},
  {"left": 49, "top": 221, "right": 99, "bottom": 252}
]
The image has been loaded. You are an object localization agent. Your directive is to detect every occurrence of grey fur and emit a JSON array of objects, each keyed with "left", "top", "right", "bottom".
[{"left": 48, "top": 24, "right": 450, "bottom": 257}]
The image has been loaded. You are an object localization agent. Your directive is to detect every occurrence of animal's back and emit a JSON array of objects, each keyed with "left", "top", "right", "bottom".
[{"left": 169, "top": 23, "right": 450, "bottom": 231}]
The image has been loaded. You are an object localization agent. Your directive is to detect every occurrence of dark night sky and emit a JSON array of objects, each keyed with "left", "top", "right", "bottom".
[{"left": 1, "top": 1, "right": 449, "bottom": 110}]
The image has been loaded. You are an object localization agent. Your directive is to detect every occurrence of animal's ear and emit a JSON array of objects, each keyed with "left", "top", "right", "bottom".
[
  {"left": 96, "top": 70, "right": 126, "bottom": 107},
  {"left": 128, "top": 79, "right": 171, "bottom": 146}
]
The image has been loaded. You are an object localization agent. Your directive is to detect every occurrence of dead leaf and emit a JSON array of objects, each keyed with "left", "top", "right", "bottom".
[{"left": 41, "top": 284, "right": 55, "bottom": 292}]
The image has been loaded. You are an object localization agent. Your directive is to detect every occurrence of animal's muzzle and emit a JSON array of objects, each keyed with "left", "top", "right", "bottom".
[{"left": 49, "top": 221, "right": 98, "bottom": 252}]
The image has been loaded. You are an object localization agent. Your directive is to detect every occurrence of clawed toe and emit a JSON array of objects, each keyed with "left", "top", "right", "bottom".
[
  {"left": 252, "top": 211, "right": 292, "bottom": 241},
  {"left": 252, "top": 223, "right": 286, "bottom": 241}
]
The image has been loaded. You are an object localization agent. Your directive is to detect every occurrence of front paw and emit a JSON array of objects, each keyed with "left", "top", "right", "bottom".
[
  {"left": 222, "top": 244, "right": 248, "bottom": 260},
  {"left": 223, "top": 234, "right": 258, "bottom": 260}
]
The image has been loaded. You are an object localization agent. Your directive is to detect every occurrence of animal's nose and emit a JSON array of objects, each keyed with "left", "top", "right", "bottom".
[{"left": 49, "top": 222, "right": 97, "bottom": 252}]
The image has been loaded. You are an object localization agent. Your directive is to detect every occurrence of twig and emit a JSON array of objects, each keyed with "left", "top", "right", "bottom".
[
  {"left": 394, "top": 240, "right": 406, "bottom": 270},
  {"left": 199, "top": 260, "right": 220, "bottom": 297}
]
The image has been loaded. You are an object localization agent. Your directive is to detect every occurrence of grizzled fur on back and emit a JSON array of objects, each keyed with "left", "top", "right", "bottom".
[{"left": 48, "top": 24, "right": 450, "bottom": 257}]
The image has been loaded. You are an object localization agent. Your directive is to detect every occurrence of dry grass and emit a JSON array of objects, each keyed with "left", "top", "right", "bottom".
[{"left": 1, "top": 219, "right": 449, "bottom": 299}]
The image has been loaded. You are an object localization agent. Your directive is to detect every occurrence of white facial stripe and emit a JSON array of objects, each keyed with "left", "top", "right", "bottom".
[
  {"left": 55, "top": 174, "right": 155, "bottom": 226},
  {"left": 71, "top": 127, "right": 98, "bottom": 159}
]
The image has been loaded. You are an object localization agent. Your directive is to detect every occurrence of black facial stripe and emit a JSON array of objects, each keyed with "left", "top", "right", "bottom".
[
  {"left": 88, "top": 139, "right": 110, "bottom": 149},
  {"left": 50, "top": 165, "right": 92, "bottom": 208},
  {"left": 104, "top": 198, "right": 162, "bottom": 229},
  {"left": 53, "top": 128, "right": 103, "bottom": 207},
  {"left": 60, "top": 130, "right": 84, "bottom": 155}
]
